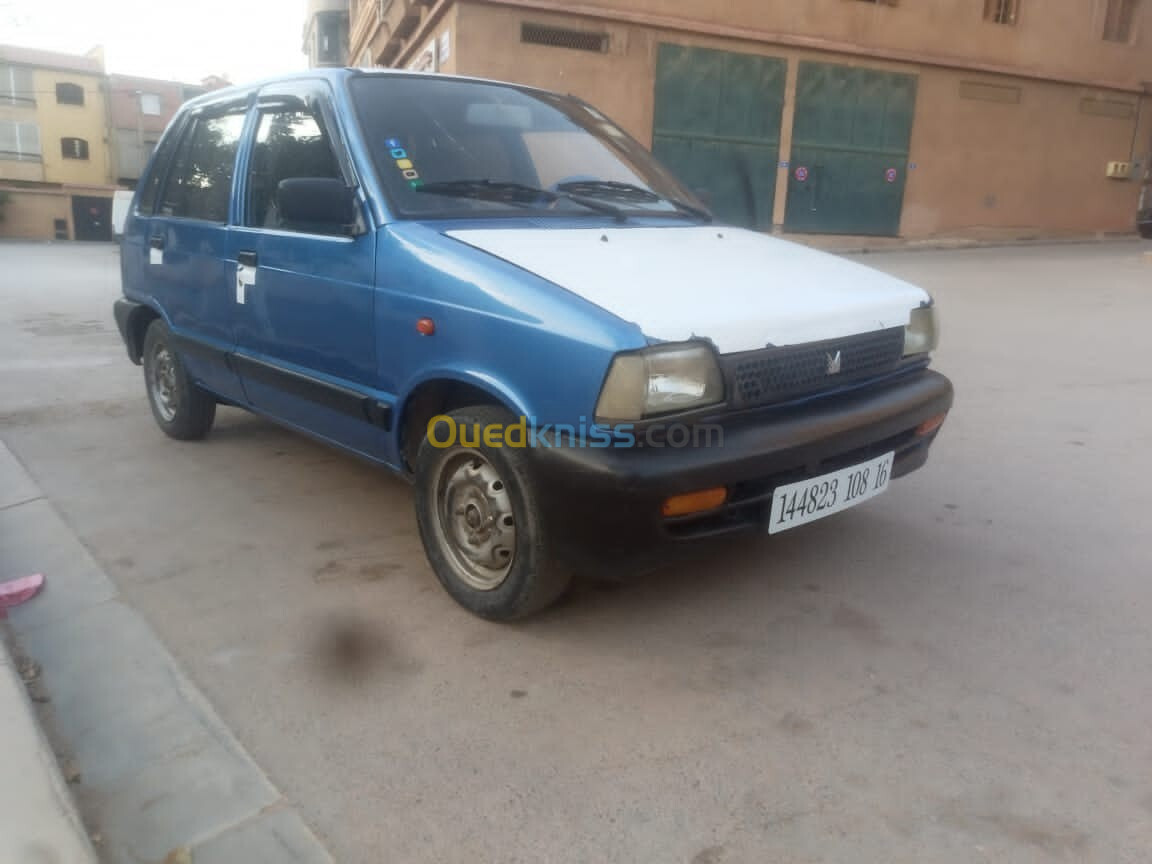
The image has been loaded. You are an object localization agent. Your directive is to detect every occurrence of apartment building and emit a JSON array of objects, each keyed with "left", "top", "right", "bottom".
[
  {"left": 0, "top": 44, "right": 117, "bottom": 240},
  {"left": 107, "top": 74, "right": 206, "bottom": 186},
  {"left": 344, "top": 0, "right": 1152, "bottom": 238}
]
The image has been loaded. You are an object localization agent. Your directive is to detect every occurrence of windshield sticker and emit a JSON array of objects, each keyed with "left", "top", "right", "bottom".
[{"left": 385, "top": 138, "right": 423, "bottom": 187}]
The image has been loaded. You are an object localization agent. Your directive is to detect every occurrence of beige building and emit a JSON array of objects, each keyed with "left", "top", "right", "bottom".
[
  {"left": 347, "top": 0, "right": 1152, "bottom": 238},
  {"left": 0, "top": 44, "right": 119, "bottom": 240}
]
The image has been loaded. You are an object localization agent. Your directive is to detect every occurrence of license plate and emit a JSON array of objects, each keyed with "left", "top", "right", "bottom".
[{"left": 768, "top": 452, "right": 895, "bottom": 535}]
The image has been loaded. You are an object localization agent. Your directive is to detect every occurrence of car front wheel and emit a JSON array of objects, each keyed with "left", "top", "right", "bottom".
[{"left": 413, "top": 405, "right": 572, "bottom": 620}]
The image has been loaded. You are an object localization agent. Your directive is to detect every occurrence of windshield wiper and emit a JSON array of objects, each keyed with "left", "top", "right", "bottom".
[
  {"left": 415, "top": 179, "right": 627, "bottom": 222},
  {"left": 555, "top": 180, "right": 713, "bottom": 223}
]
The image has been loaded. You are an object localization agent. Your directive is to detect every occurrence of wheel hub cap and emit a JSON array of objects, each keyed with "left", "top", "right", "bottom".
[
  {"left": 435, "top": 453, "right": 516, "bottom": 591},
  {"left": 150, "top": 345, "right": 178, "bottom": 422}
]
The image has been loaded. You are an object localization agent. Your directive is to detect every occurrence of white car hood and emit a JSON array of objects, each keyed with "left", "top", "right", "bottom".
[{"left": 446, "top": 226, "right": 930, "bottom": 353}]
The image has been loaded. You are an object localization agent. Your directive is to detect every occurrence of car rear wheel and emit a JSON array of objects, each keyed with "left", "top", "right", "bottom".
[
  {"left": 413, "top": 405, "right": 572, "bottom": 620},
  {"left": 142, "top": 319, "right": 216, "bottom": 440}
]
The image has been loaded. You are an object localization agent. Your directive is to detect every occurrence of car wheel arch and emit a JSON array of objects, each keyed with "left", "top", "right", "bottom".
[
  {"left": 397, "top": 376, "right": 526, "bottom": 474},
  {"left": 125, "top": 303, "right": 164, "bottom": 364}
]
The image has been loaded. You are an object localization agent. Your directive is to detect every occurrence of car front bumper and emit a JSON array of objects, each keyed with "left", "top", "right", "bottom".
[{"left": 529, "top": 369, "right": 954, "bottom": 552}]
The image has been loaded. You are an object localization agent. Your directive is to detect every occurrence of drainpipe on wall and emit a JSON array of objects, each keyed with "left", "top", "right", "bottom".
[
  {"left": 105, "top": 76, "right": 118, "bottom": 186},
  {"left": 134, "top": 89, "right": 144, "bottom": 186},
  {"left": 1132, "top": 83, "right": 1151, "bottom": 236},
  {"left": 1132, "top": 82, "right": 1152, "bottom": 169}
]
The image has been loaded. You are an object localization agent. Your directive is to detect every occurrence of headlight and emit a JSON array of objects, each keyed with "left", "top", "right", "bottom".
[
  {"left": 904, "top": 305, "right": 939, "bottom": 356},
  {"left": 596, "top": 343, "right": 724, "bottom": 422}
]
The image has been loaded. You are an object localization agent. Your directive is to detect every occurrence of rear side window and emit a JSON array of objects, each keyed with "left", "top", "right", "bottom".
[
  {"left": 158, "top": 112, "right": 246, "bottom": 222},
  {"left": 136, "top": 122, "right": 184, "bottom": 216},
  {"left": 246, "top": 109, "right": 341, "bottom": 230}
]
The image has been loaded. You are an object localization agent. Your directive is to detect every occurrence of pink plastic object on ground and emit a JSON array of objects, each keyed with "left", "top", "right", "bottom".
[{"left": 0, "top": 574, "right": 45, "bottom": 618}]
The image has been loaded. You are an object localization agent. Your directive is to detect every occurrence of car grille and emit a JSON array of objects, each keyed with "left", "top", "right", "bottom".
[{"left": 723, "top": 327, "right": 906, "bottom": 409}]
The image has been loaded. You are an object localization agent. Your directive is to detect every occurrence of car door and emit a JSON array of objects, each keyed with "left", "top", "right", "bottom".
[
  {"left": 142, "top": 102, "right": 250, "bottom": 402},
  {"left": 230, "top": 82, "right": 381, "bottom": 457}
]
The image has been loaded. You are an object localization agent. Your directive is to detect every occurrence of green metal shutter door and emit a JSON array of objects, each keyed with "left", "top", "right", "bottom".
[
  {"left": 785, "top": 62, "right": 918, "bottom": 236},
  {"left": 653, "top": 44, "right": 786, "bottom": 230}
]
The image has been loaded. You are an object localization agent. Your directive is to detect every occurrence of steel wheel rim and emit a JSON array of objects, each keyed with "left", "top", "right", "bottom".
[
  {"left": 149, "top": 343, "right": 179, "bottom": 422},
  {"left": 432, "top": 450, "right": 517, "bottom": 591}
]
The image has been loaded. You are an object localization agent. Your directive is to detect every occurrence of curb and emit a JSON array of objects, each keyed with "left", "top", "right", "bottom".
[
  {"left": 784, "top": 231, "right": 1145, "bottom": 256},
  {"left": 0, "top": 630, "right": 99, "bottom": 864},
  {"left": 0, "top": 441, "right": 334, "bottom": 864}
]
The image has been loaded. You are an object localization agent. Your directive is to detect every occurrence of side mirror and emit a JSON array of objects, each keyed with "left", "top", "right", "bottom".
[{"left": 276, "top": 178, "right": 357, "bottom": 232}]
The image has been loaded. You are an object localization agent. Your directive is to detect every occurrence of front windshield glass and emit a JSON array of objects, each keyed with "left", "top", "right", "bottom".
[{"left": 349, "top": 74, "right": 705, "bottom": 220}]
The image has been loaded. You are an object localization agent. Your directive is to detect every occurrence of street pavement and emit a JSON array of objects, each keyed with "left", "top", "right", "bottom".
[
  {"left": 1, "top": 239, "right": 1151, "bottom": 863},
  {"left": 0, "top": 445, "right": 332, "bottom": 863}
]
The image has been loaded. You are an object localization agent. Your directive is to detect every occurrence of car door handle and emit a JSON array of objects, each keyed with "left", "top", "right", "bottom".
[
  {"left": 237, "top": 250, "right": 258, "bottom": 268},
  {"left": 149, "top": 235, "right": 164, "bottom": 250}
]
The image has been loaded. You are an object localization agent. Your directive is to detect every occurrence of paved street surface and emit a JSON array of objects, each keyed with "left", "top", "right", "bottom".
[{"left": 2, "top": 239, "right": 1151, "bottom": 863}]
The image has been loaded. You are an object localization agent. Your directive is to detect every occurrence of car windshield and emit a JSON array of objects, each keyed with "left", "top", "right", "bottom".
[{"left": 349, "top": 74, "right": 706, "bottom": 220}]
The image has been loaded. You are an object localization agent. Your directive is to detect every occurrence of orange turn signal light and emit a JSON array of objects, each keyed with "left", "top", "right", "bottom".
[
  {"left": 916, "top": 412, "right": 948, "bottom": 437},
  {"left": 662, "top": 487, "right": 728, "bottom": 518},
  {"left": 416, "top": 318, "right": 436, "bottom": 336}
]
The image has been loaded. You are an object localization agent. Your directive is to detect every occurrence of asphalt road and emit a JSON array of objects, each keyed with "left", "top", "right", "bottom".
[{"left": 2, "top": 239, "right": 1150, "bottom": 863}]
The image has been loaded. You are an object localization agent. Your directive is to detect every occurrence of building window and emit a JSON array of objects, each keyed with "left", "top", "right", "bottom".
[
  {"left": 1103, "top": 0, "right": 1138, "bottom": 41},
  {"left": 0, "top": 64, "right": 35, "bottom": 106},
  {"left": 0, "top": 119, "right": 41, "bottom": 161},
  {"left": 55, "top": 82, "right": 85, "bottom": 105},
  {"left": 314, "top": 12, "right": 347, "bottom": 65},
  {"left": 139, "top": 93, "right": 162, "bottom": 116},
  {"left": 61, "top": 137, "right": 90, "bottom": 160},
  {"left": 1080, "top": 97, "right": 1136, "bottom": 118},
  {"left": 521, "top": 22, "right": 609, "bottom": 52},
  {"left": 959, "top": 81, "right": 1022, "bottom": 103},
  {"left": 984, "top": 0, "right": 1020, "bottom": 24}
]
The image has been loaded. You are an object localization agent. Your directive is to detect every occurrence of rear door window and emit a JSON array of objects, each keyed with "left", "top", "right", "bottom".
[
  {"left": 136, "top": 123, "right": 185, "bottom": 216},
  {"left": 158, "top": 112, "right": 247, "bottom": 222}
]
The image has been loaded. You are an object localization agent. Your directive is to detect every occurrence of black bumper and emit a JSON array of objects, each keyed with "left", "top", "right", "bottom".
[{"left": 530, "top": 369, "right": 953, "bottom": 550}]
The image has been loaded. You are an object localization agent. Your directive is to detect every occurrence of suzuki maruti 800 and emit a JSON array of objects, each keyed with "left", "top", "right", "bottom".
[{"left": 114, "top": 70, "right": 953, "bottom": 619}]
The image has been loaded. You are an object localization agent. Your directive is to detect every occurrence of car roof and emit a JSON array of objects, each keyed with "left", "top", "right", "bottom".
[{"left": 182, "top": 67, "right": 560, "bottom": 112}]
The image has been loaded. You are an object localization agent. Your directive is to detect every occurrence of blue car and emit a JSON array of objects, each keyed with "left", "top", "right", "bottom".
[{"left": 114, "top": 69, "right": 953, "bottom": 620}]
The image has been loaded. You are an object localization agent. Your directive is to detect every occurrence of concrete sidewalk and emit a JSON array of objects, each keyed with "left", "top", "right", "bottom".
[
  {"left": 0, "top": 441, "right": 333, "bottom": 864},
  {"left": 783, "top": 229, "right": 1144, "bottom": 255},
  {"left": 0, "top": 633, "right": 97, "bottom": 863}
]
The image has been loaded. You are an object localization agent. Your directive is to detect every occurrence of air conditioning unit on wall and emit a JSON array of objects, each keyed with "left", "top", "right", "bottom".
[{"left": 1106, "top": 161, "right": 1132, "bottom": 179}]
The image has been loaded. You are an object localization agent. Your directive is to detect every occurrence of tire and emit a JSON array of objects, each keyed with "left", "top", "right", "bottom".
[
  {"left": 141, "top": 319, "right": 216, "bottom": 440},
  {"left": 1139, "top": 223, "right": 1152, "bottom": 240},
  {"left": 413, "top": 405, "right": 572, "bottom": 620}
]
